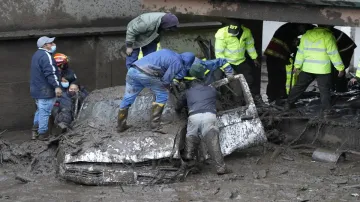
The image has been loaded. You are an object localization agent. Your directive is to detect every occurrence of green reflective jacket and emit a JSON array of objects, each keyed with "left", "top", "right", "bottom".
[
  {"left": 294, "top": 27, "right": 344, "bottom": 74},
  {"left": 215, "top": 25, "right": 258, "bottom": 65}
]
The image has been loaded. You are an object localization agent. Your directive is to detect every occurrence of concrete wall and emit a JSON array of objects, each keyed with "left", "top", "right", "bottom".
[{"left": 0, "top": 29, "right": 223, "bottom": 131}]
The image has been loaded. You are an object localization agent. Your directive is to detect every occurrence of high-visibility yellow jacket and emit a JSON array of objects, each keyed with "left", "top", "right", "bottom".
[
  {"left": 294, "top": 27, "right": 345, "bottom": 74},
  {"left": 215, "top": 25, "right": 258, "bottom": 66},
  {"left": 138, "top": 43, "right": 161, "bottom": 59},
  {"left": 356, "top": 60, "right": 360, "bottom": 78},
  {"left": 285, "top": 58, "right": 299, "bottom": 95}
]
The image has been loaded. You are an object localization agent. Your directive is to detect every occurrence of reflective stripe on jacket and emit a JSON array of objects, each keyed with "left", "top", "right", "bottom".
[
  {"left": 215, "top": 25, "right": 258, "bottom": 65},
  {"left": 264, "top": 37, "right": 290, "bottom": 60},
  {"left": 285, "top": 58, "right": 299, "bottom": 95},
  {"left": 138, "top": 43, "right": 162, "bottom": 60},
  {"left": 294, "top": 27, "right": 345, "bottom": 74},
  {"left": 356, "top": 60, "right": 360, "bottom": 78}
]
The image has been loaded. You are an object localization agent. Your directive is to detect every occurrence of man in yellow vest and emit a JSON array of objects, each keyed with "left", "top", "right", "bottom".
[
  {"left": 285, "top": 25, "right": 345, "bottom": 115},
  {"left": 215, "top": 24, "right": 264, "bottom": 106}
]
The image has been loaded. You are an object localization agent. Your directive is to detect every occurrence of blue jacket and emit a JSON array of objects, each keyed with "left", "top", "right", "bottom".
[
  {"left": 186, "top": 82, "right": 217, "bottom": 116},
  {"left": 183, "top": 57, "right": 234, "bottom": 85},
  {"left": 134, "top": 49, "right": 195, "bottom": 85},
  {"left": 193, "top": 57, "right": 233, "bottom": 76},
  {"left": 53, "top": 91, "right": 87, "bottom": 125},
  {"left": 30, "top": 49, "right": 60, "bottom": 99}
]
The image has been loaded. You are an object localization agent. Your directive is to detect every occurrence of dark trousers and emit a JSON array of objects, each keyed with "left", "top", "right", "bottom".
[
  {"left": 287, "top": 72, "right": 332, "bottom": 110},
  {"left": 331, "top": 66, "right": 348, "bottom": 92},
  {"left": 125, "top": 40, "right": 158, "bottom": 69},
  {"left": 232, "top": 60, "right": 260, "bottom": 95},
  {"left": 266, "top": 56, "right": 287, "bottom": 102}
]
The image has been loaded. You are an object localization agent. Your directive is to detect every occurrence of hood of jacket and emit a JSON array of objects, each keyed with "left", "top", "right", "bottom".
[
  {"left": 305, "top": 27, "right": 332, "bottom": 42},
  {"left": 179, "top": 52, "right": 195, "bottom": 70}
]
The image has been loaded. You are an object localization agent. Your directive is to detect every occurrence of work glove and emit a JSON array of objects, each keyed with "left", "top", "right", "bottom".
[
  {"left": 227, "top": 75, "right": 235, "bottom": 82},
  {"left": 126, "top": 47, "right": 133, "bottom": 56},
  {"left": 55, "top": 87, "right": 63, "bottom": 97},
  {"left": 253, "top": 59, "right": 261, "bottom": 68},
  {"left": 349, "top": 78, "right": 358, "bottom": 85},
  {"left": 338, "top": 70, "right": 345, "bottom": 78}
]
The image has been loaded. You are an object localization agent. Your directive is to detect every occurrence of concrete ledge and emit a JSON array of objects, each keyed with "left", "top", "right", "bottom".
[{"left": 0, "top": 22, "right": 223, "bottom": 40}]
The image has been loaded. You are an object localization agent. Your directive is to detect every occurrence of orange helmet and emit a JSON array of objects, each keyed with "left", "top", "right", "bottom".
[{"left": 54, "top": 53, "right": 69, "bottom": 69}]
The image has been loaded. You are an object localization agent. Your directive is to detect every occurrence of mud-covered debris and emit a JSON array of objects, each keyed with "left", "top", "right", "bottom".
[
  {"left": 226, "top": 174, "right": 244, "bottom": 181},
  {"left": 280, "top": 170, "right": 289, "bottom": 175},
  {"left": 282, "top": 155, "right": 294, "bottom": 161},
  {"left": 15, "top": 175, "right": 34, "bottom": 183},
  {"left": 259, "top": 169, "right": 267, "bottom": 178},
  {"left": 224, "top": 189, "right": 239, "bottom": 199},
  {"left": 351, "top": 193, "right": 359, "bottom": 197},
  {"left": 271, "top": 147, "right": 283, "bottom": 160},
  {"left": 298, "top": 185, "right": 309, "bottom": 191},
  {"left": 252, "top": 171, "right": 259, "bottom": 179},
  {"left": 334, "top": 179, "right": 348, "bottom": 184},
  {"left": 213, "top": 187, "right": 220, "bottom": 195}
]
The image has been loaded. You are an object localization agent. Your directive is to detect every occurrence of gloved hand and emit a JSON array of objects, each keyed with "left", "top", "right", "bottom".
[
  {"left": 293, "top": 68, "right": 301, "bottom": 74},
  {"left": 126, "top": 47, "right": 133, "bottom": 56},
  {"left": 338, "top": 70, "right": 345, "bottom": 78},
  {"left": 349, "top": 78, "right": 357, "bottom": 85},
  {"left": 55, "top": 87, "right": 62, "bottom": 97},
  {"left": 227, "top": 75, "right": 235, "bottom": 82},
  {"left": 253, "top": 59, "right": 261, "bottom": 68}
]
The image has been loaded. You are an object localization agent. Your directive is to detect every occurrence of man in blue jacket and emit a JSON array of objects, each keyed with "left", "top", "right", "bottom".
[
  {"left": 30, "top": 36, "right": 62, "bottom": 141},
  {"left": 118, "top": 49, "right": 195, "bottom": 132}
]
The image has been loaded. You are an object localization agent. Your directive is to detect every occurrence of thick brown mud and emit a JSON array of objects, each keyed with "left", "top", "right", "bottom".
[{"left": 1, "top": 130, "right": 360, "bottom": 201}]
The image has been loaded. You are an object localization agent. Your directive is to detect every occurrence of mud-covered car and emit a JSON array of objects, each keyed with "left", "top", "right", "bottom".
[{"left": 56, "top": 75, "right": 267, "bottom": 185}]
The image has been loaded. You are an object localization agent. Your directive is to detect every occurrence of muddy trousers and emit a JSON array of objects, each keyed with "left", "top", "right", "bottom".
[
  {"left": 266, "top": 56, "right": 287, "bottom": 102},
  {"left": 119, "top": 68, "right": 168, "bottom": 109},
  {"left": 232, "top": 61, "right": 261, "bottom": 96},
  {"left": 125, "top": 40, "right": 158, "bottom": 69},
  {"left": 287, "top": 72, "right": 332, "bottom": 110},
  {"left": 33, "top": 98, "right": 56, "bottom": 134}
]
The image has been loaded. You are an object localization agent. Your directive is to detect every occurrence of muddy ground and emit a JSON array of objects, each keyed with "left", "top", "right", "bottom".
[{"left": 1, "top": 130, "right": 360, "bottom": 202}]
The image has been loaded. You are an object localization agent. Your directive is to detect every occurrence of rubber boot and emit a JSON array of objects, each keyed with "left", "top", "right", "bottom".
[
  {"left": 150, "top": 103, "right": 165, "bottom": 130},
  {"left": 117, "top": 108, "right": 132, "bottom": 132},
  {"left": 204, "top": 129, "right": 232, "bottom": 175},
  {"left": 183, "top": 135, "right": 200, "bottom": 161},
  {"left": 37, "top": 130, "right": 50, "bottom": 141},
  {"left": 31, "top": 125, "right": 39, "bottom": 140}
]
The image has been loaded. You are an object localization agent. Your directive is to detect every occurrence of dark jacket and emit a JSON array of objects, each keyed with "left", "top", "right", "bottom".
[
  {"left": 185, "top": 82, "right": 217, "bottom": 116},
  {"left": 61, "top": 69, "right": 77, "bottom": 83},
  {"left": 30, "top": 49, "right": 60, "bottom": 99},
  {"left": 134, "top": 49, "right": 195, "bottom": 85},
  {"left": 331, "top": 28, "right": 356, "bottom": 68},
  {"left": 52, "top": 91, "right": 87, "bottom": 125}
]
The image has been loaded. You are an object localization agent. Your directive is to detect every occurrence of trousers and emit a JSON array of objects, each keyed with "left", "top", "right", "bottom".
[
  {"left": 125, "top": 40, "right": 158, "bottom": 69},
  {"left": 232, "top": 60, "right": 261, "bottom": 95},
  {"left": 33, "top": 98, "right": 56, "bottom": 134},
  {"left": 186, "top": 112, "right": 218, "bottom": 138},
  {"left": 120, "top": 68, "right": 168, "bottom": 109},
  {"left": 266, "top": 56, "right": 287, "bottom": 101},
  {"left": 287, "top": 71, "right": 332, "bottom": 110}
]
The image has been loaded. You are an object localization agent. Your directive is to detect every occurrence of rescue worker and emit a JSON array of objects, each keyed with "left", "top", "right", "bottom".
[
  {"left": 181, "top": 64, "right": 231, "bottom": 175},
  {"left": 349, "top": 59, "right": 360, "bottom": 86},
  {"left": 265, "top": 23, "right": 314, "bottom": 102},
  {"left": 54, "top": 53, "right": 77, "bottom": 90},
  {"left": 138, "top": 43, "right": 161, "bottom": 60},
  {"left": 215, "top": 24, "right": 264, "bottom": 105},
  {"left": 31, "top": 36, "right": 62, "bottom": 141},
  {"left": 125, "top": 12, "right": 179, "bottom": 69},
  {"left": 173, "top": 57, "right": 235, "bottom": 111},
  {"left": 330, "top": 27, "right": 357, "bottom": 92},
  {"left": 117, "top": 49, "right": 195, "bottom": 132},
  {"left": 285, "top": 25, "right": 345, "bottom": 115},
  {"left": 52, "top": 83, "right": 87, "bottom": 133}
]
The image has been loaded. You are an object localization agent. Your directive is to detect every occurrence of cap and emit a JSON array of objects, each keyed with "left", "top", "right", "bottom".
[
  {"left": 37, "top": 36, "right": 55, "bottom": 48},
  {"left": 189, "top": 64, "right": 206, "bottom": 80},
  {"left": 228, "top": 25, "right": 240, "bottom": 36}
]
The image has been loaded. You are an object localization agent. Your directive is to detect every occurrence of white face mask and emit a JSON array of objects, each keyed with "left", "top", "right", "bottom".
[
  {"left": 61, "top": 82, "right": 69, "bottom": 88},
  {"left": 49, "top": 45, "right": 57, "bottom": 53}
]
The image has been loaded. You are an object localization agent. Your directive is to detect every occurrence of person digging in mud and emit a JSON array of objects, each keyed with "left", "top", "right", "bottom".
[
  {"left": 181, "top": 64, "right": 232, "bottom": 175},
  {"left": 31, "top": 36, "right": 62, "bottom": 141},
  {"left": 173, "top": 57, "right": 235, "bottom": 112},
  {"left": 117, "top": 49, "right": 195, "bottom": 132},
  {"left": 51, "top": 83, "right": 88, "bottom": 135},
  {"left": 125, "top": 12, "right": 179, "bottom": 69}
]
